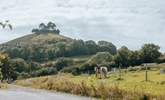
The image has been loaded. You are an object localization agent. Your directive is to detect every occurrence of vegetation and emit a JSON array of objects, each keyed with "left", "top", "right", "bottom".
[
  {"left": 0, "top": 53, "right": 16, "bottom": 81},
  {"left": 32, "top": 22, "right": 60, "bottom": 34},
  {"left": 15, "top": 64, "right": 165, "bottom": 99},
  {"left": 0, "top": 68, "right": 2, "bottom": 80},
  {"left": 0, "top": 83, "right": 8, "bottom": 89},
  {"left": 0, "top": 22, "right": 165, "bottom": 100},
  {"left": 0, "top": 26, "right": 165, "bottom": 81}
]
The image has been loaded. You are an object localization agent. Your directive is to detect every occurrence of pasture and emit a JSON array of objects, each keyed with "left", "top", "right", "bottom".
[{"left": 15, "top": 64, "right": 165, "bottom": 99}]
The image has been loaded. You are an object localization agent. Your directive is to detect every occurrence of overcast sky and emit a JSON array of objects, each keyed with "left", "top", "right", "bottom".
[{"left": 0, "top": 0, "right": 165, "bottom": 51}]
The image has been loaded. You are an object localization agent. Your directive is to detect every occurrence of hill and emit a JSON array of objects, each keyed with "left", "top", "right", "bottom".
[
  {"left": 0, "top": 31, "right": 117, "bottom": 63},
  {"left": 1, "top": 33, "right": 72, "bottom": 47}
]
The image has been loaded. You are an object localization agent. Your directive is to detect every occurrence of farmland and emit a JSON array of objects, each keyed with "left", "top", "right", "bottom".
[{"left": 15, "top": 64, "right": 165, "bottom": 99}]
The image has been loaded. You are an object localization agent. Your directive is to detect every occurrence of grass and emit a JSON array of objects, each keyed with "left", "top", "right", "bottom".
[
  {"left": 15, "top": 64, "right": 165, "bottom": 100},
  {"left": 0, "top": 83, "right": 8, "bottom": 89}
]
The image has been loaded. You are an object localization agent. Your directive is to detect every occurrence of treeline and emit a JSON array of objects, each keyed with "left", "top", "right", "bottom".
[
  {"left": 1, "top": 40, "right": 117, "bottom": 62},
  {"left": 0, "top": 43, "right": 165, "bottom": 81},
  {"left": 89, "top": 44, "right": 164, "bottom": 67},
  {"left": 63, "top": 44, "right": 165, "bottom": 75}
]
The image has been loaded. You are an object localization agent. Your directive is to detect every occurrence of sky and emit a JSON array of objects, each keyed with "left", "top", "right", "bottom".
[{"left": 0, "top": 0, "right": 165, "bottom": 51}]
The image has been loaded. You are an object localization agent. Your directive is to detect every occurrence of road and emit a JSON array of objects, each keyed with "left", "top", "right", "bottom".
[{"left": 0, "top": 85, "right": 93, "bottom": 100}]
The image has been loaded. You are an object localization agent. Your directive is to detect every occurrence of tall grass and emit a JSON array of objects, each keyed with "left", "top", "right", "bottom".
[
  {"left": 0, "top": 83, "right": 8, "bottom": 89},
  {"left": 15, "top": 74, "right": 165, "bottom": 100}
]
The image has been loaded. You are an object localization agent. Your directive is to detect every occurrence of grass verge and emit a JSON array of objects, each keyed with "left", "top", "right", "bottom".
[{"left": 15, "top": 72, "right": 165, "bottom": 100}]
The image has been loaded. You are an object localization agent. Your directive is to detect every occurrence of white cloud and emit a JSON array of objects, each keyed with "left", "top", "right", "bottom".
[{"left": 0, "top": 0, "right": 165, "bottom": 51}]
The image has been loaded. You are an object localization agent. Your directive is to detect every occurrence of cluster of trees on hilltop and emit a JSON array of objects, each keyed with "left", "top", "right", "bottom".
[
  {"left": 32, "top": 22, "right": 60, "bottom": 34},
  {"left": 1, "top": 40, "right": 117, "bottom": 62}
]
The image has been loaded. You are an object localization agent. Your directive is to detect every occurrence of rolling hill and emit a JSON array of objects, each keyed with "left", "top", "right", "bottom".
[{"left": 0, "top": 33, "right": 72, "bottom": 47}]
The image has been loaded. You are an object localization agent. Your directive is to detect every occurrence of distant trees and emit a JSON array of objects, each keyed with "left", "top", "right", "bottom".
[
  {"left": 1, "top": 39, "right": 117, "bottom": 63},
  {"left": 98, "top": 41, "right": 117, "bottom": 55},
  {"left": 32, "top": 22, "right": 60, "bottom": 34},
  {"left": 139, "top": 43, "right": 161, "bottom": 63},
  {"left": 114, "top": 46, "right": 131, "bottom": 67},
  {"left": 113, "top": 43, "right": 162, "bottom": 68},
  {"left": 88, "top": 52, "right": 113, "bottom": 65},
  {"left": 85, "top": 40, "right": 98, "bottom": 54},
  {"left": 0, "top": 42, "right": 164, "bottom": 78}
]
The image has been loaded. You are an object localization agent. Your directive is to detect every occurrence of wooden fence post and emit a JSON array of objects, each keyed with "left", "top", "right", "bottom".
[{"left": 145, "top": 64, "right": 148, "bottom": 82}]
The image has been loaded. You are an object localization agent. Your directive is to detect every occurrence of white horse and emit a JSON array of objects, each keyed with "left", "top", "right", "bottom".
[{"left": 95, "top": 65, "right": 108, "bottom": 78}]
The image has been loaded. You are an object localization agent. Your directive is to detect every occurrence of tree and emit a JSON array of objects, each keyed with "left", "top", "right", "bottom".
[
  {"left": 10, "top": 58, "right": 28, "bottom": 73},
  {"left": 85, "top": 40, "right": 98, "bottom": 54},
  {"left": 88, "top": 52, "right": 113, "bottom": 65},
  {"left": 47, "top": 21, "right": 56, "bottom": 30},
  {"left": 98, "top": 41, "right": 117, "bottom": 55},
  {"left": 39, "top": 23, "right": 46, "bottom": 30},
  {"left": 140, "top": 43, "right": 161, "bottom": 63},
  {"left": 66, "top": 40, "right": 87, "bottom": 56},
  {"left": 32, "top": 28, "right": 39, "bottom": 33},
  {"left": 0, "top": 68, "right": 2, "bottom": 80},
  {"left": 129, "top": 51, "right": 142, "bottom": 66},
  {"left": 114, "top": 46, "right": 131, "bottom": 67},
  {"left": 0, "top": 53, "right": 15, "bottom": 81},
  {"left": 55, "top": 42, "right": 66, "bottom": 57}
]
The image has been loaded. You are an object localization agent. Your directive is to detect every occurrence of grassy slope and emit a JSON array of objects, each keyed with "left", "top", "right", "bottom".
[
  {"left": 15, "top": 64, "right": 165, "bottom": 99},
  {"left": 1, "top": 33, "right": 72, "bottom": 46}
]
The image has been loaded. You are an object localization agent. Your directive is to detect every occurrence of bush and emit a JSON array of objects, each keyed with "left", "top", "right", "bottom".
[
  {"left": 79, "top": 63, "right": 96, "bottom": 74},
  {"left": 10, "top": 58, "right": 29, "bottom": 73},
  {"left": 33, "top": 67, "right": 57, "bottom": 77},
  {"left": 88, "top": 52, "right": 113, "bottom": 64},
  {"left": 53, "top": 58, "right": 73, "bottom": 71},
  {"left": 0, "top": 68, "right": 2, "bottom": 80},
  {"left": 17, "top": 72, "right": 30, "bottom": 79}
]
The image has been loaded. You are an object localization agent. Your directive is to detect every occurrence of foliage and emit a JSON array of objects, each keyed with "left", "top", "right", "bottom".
[
  {"left": 33, "top": 67, "right": 57, "bottom": 77},
  {"left": 0, "top": 35, "right": 117, "bottom": 62},
  {"left": 0, "top": 53, "right": 16, "bottom": 81},
  {"left": 114, "top": 46, "right": 131, "bottom": 67},
  {"left": 98, "top": 41, "right": 117, "bottom": 55},
  {"left": 140, "top": 43, "right": 161, "bottom": 63},
  {"left": 0, "top": 68, "right": 2, "bottom": 80},
  {"left": 53, "top": 58, "right": 73, "bottom": 71},
  {"left": 10, "top": 58, "right": 29, "bottom": 73},
  {"left": 88, "top": 52, "right": 113, "bottom": 64},
  {"left": 32, "top": 22, "right": 60, "bottom": 34}
]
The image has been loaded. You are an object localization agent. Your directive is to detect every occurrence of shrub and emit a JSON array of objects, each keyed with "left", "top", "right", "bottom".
[
  {"left": 0, "top": 68, "right": 2, "bottom": 80},
  {"left": 34, "top": 67, "right": 57, "bottom": 77},
  {"left": 53, "top": 58, "right": 73, "bottom": 71},
  {"left": 17, "top": 72, "right": 30, "bottom": 79},
  {"left": 88, "top": 52, "right": 113, "bottom": 65}
]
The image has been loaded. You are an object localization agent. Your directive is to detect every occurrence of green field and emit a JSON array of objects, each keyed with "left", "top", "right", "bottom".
[{"left": 15, "top": 64, "right": 165, "bottom": 99}]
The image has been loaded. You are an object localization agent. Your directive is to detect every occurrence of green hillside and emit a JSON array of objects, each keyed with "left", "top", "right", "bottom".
[{"left": 2, "top": 33, "right": 72, "bottom": 46}]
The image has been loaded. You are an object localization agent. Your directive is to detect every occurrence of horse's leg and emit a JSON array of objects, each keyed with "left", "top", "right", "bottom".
[
  {"left": 104, "top": 73, "right": 107, "bottom": 78},
  {"left": 96, "top": 72, "right": 98, "bottom": 78},
  {"left": 100, "top": 71, "right": 102, "bottom": 79}
]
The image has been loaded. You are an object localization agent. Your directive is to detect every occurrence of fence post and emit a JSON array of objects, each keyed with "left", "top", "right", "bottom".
[
  {"left": 145, "top": 64, "right": 148, "bottom": 82},
  {"left": 119, "top": 64, "right": 122, "bottom": 79}
]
